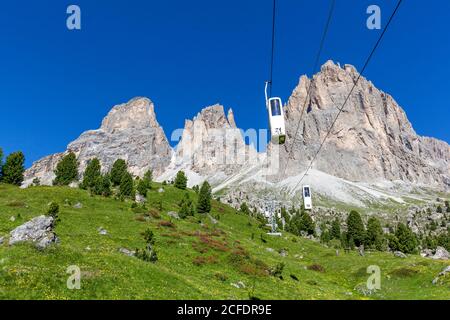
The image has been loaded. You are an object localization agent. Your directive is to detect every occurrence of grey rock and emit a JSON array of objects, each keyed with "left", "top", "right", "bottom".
[
  {"left": 9, "top": 216, "right": 15, "bottom": 222},
  {"left": 135, "top": 194, "right": 146, "bottom": 204},
  {"left": 158, "top": 188, "right": 165, "bottom": 193},
  {"left": 266, "top": 247, "right": 275, "bottom": 253},
  {"left": 119, "top": 248, "right": 136, "bottom": 257},
  {"left": 167, "top": 211, "right": 180, "bottom": 220},
  {"left": 0, "top": 237, "right": 4, "bottom": 245},
  {"left": 98, "top": 227, "right": 108, "bottom": 235},
  {"left": 73, "top": 202, "right": 83, "bottom": 209},
  {"left": 9, "top": 215, "right": 58, "bottom": 249},
  {"left": 438, "top": 265, "right": 450, "bottom": 276},
  {"left": 421, "top": 249, "right": 433, "bottom": 258},
  {"left": 431, "top": 247, "right": 450, "bottom": 260},
  {"left": 393, "top": 251, "right": 407, "bottom": 258},
  {"left": 279, "top": 249, "right": 288, "bottom": 257},
  {"left": 207, "top": 214, "right": 218, "bottom": 225}
]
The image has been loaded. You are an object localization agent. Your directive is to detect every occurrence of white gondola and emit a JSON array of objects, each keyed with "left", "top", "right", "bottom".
[
  {"left": 302, "top": 185, "right": 312, "bottom": 210},
  {"left": 265, "top": 82, "right": 286, "bottom": 144}
]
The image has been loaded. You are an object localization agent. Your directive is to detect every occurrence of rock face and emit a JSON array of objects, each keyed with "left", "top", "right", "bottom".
[
  {"left": 157, "top": 104, "right": 260, "bottom": 186},
  {"left": 280, "top": 60, "right": 450, "bottom": 188},
  {"left": 9, "top": 215, "right": 58, "bottom": 249},
  {"left": 23, "top": 98, "right": 172, "bottom": 186}
]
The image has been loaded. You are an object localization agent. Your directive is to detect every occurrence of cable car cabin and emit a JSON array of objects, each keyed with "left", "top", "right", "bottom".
[
  {"left": 267, "top": 97, "right": 286, "bottom": 144},
  {"left": 302, "top": 185, "right": 312, "bottom": 210}
]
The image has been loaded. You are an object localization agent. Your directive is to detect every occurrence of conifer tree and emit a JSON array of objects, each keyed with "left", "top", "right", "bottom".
[
  {"left": 53, "top": 152, "right": 78, "bottom": 186},
  {"left": 174, "top": 170, "right": 188, "bottom": 190},
  {"left": 81, "top": 158, "right": 101, "bottom": 190},
  {"left": 346, "top": 210, "right": 366, "bottom": 247},
  {"left": 330, "top": 218, "right": 341, "bottom": 240},
  {"left": 2, "top": 151, "right": 25, "bottom": 186},
  {"left": 197, "top": 181, "right": 212, "bottom": 213},
  {"left": 119, "top": 171, "right": 134, "bottom": 198},
  {"left": 110, "top": 159, "right": 127, "bottom": 186}
]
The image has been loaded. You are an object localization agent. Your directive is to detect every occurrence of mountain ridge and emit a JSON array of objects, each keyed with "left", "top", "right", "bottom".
[{"left": 23, "top": 60, "right": 450, "bottom": 207}]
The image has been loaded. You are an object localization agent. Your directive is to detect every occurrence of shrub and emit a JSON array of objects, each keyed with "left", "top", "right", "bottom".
[
  {"left": 307, "top": 264, "right": 325, "bottom": 273},
  {"left": 136, "top": 228, "right": 158, "bottom": 263},
  {"left": 53, "top": 152, "right": 78, "bottom": 186},
  {"left": 47, "top": 202, "right": 60, "bottom": 225},
  {"left": 239, "top": 202, "right": 251, "bottom": 215},
  {"left": 2, "top": 151, "right": 25, "bottom": 186},
  {"left": 32, "top": 177, "right": 41, "bottom": 186},
  {"left": 158, "top": 220, "right": 175, "bottom": 228},
  {"left": 214, "top": 272, "right": 228, "bottom": 282},
  {"left": 269, "top": 262, "right": 285, "bottom": 279}
]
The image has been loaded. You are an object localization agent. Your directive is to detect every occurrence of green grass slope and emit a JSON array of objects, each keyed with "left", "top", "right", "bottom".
[{"left": 0, "top": 183, "right": 448, "bottom": 300}]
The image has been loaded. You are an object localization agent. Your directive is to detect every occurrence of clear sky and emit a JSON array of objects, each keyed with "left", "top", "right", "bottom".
[{"left": 1, "top": 0, "right": 449, "bottom": 167}]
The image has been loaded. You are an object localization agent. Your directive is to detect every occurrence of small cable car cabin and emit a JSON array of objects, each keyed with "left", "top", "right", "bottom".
[
  {"left": 265, "top": 82, "right": 286, "bottom": 144},
  {"left": 303, "top": 185, "right": 312, "bottom": 210}
]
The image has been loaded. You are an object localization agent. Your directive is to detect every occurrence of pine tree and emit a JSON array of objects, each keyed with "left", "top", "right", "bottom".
[
  {"left": 178, "top": 193, "right": 194, "bottom": 218},
  {"left": 137, "top": 179, "right": 148, "bottom": 198},
  {"left": 197, "top": 181, "right": 212, "bottom": 213},
  {"left": 346, "top": 210, "right": 366, "bottom": 247},
  {"left": 81, "top": 158, "right": 101, "bottom": 190},
  {"left": 143, "top": 170, "right": 153, "bottom": 188},
  {"left": 300, "top": 210, "right": 315, "bottom": 236},
  {"left": 2, "top": 151, "right": 25, "bottom": 185},
  {"left": 110, "top": 159, "right": 127, "bottom": 186},
  {"left": 393, "top": 223, "right": 417, "bottom": 254},
  {"left": 119, "top": 171, "right": 134, "bottom": 198},
  {"left": 366, "top": 216, "right": 384, "bottom": 250},
  {"left": 174, "top": 171, "right": 188, "bottom": 190},
  {"left": 91, "top": 174, "right": 112, "bottom": 197},
  {"left": 53, "top": 152, "right": 78, "bottom": 186},
  {"left": 330, "top": 218, "right": 341, "bottom": 240}
]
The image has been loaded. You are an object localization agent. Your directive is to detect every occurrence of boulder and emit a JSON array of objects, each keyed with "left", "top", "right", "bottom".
[
  {"left": 98, "top": 227, "right": 108, "bottom": 235},
  {"left": 167, "top": 211, "right": 180, "bottom": 220},
  {"left": 431, "top": 247, "right": 450, "bottom": 260},
  {"left": 73, "top": 202, "right": 83, "bottom": 209},
  {"left": 119, "top": 248, "right": 136, "bottom": 257},
  {"left": 9, "top": 215, "right": 58, "bottom": 249},
  {"left": 393, "top": 251, "right": 407, "bottom": 258}
]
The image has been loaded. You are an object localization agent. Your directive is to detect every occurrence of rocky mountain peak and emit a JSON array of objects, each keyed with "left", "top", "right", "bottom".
[
  {"left": 100, "top": 97, "right": 160, "bottom": 133},
  {"left": 192, "top": 104, "right": 235, "bottom": 129}
]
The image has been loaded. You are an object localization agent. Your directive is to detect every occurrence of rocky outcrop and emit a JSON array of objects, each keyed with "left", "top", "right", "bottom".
[
  {"left": 279, "top": 60, "right": 450, "bottom": 188},
  {"left": 9, "top": 215, "right": 58, "bottom": 249},
  {"left": 23, "top": 98, "right": 172, "bottom": 186},
  {"left": 157, "top": 104, "right": 260, "bottom": 186}
]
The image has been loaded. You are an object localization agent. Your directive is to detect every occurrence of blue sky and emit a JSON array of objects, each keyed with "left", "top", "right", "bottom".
[{"left": 1, "top": 0, "right": 449, "bottom": 167}]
